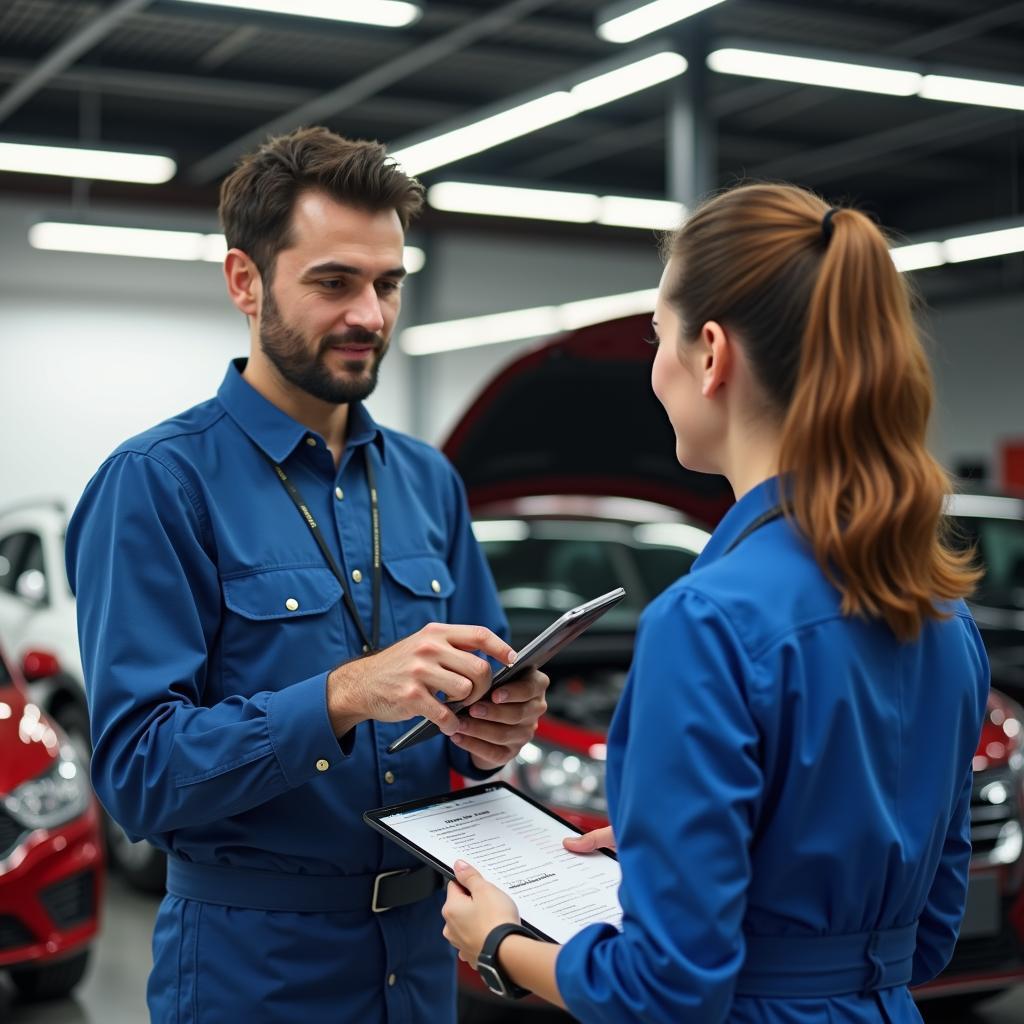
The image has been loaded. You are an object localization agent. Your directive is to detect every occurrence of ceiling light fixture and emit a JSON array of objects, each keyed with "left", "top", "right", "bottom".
[
  {"left": 401, "top": 223, "right": 1024, "bottom": 355},
  {"left": 173, "top": 0, "right": 421, "bottom": 28},
  {"left": 391, "top": 50, "right": 685, "bottom": 176},
  {"left": 707, "top": 48, "right": 921, "bottom": 96},
  {"left": 427, "top": 181, "right": 686, "bottom": 229},
  {"left": 0, "top": 141, "right": 176, "bottom": 184},
  {"left": 28, "top": 221, "right": 426, "bottom": 272},
  {"left": 706, "top": 46, "right": 1024, "bottom": 111},
  {"left": 596, "top": 0, "right": 728, "bottom": 44},
  {"left": 400, "top": 287, "right": 657, "bottom": 355}
]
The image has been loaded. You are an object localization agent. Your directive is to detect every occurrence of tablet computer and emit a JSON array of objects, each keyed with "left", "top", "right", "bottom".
[
  {"left": 364, "top": 781, "right": 622, "bottom": 944},
  {"left": 386, "top": 587, "right": 626, "bottom": 755}
]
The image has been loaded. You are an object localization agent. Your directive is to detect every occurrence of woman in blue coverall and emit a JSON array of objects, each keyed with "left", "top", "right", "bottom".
[{"left": 441, "top": 182, "right": 990, "bottom": 1022}]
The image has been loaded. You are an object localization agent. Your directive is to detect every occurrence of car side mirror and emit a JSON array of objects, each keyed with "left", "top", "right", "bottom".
[{"left": 15, "top": 569, "right": 48, "bottom": 607}]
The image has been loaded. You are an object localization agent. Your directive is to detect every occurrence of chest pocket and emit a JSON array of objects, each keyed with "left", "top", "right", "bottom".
[
  {"left": 384, "top": 554, "right": 455, "bottom": 640},
  {"left": 222, "top": 566, "right": 344, "bottom": 621}
]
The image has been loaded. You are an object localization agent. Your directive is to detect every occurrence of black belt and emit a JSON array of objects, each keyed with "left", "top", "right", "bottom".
[{"left": 166, "top": 858, "right": 442, "bottom": 914}]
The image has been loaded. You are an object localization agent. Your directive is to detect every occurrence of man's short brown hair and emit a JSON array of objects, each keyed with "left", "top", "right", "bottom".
[{"left": 218, "top": 126, "right": 424, "bottom": 280}]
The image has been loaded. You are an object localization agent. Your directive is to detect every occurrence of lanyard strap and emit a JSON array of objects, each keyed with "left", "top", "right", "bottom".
[
  {"left": 724, "top": 505, "right": 784, "bottom": 556},
  {"left": 261, "top": 447, "right": 381, "bottom": 653}
]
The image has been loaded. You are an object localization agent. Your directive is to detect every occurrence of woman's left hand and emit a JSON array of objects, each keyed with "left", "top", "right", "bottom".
[{"left": 441, "top": 860, "right": 520, "bottom": 967}]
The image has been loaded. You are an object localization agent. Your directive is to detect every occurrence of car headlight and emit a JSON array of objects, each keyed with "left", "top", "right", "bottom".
[
  {"left": 4, "top": 748, "right": 90, "bottom": 830},
  {"left": 503, "top": 739, "right": 608, "bottom": 816}
]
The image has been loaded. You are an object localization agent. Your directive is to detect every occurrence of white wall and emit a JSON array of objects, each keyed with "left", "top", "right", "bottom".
[
  {"left": 927, "top": 294, "right": 1024, "bottom": 478},
  {"left": 0, "top": 199, "right": 412, "bottom": 510}
]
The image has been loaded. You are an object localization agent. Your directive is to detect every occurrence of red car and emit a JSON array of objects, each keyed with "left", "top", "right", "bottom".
[
  {"left": 0, "top": 642, "right": 104, "bottom": 1001},
  {"left": 447, "top": 316, "right": 1024, "bottom": 1016}
]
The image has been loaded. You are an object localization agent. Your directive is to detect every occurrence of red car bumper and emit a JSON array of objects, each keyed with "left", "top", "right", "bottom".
[{"left": 0, "top": 799, "right": 104, "bottom": 970}]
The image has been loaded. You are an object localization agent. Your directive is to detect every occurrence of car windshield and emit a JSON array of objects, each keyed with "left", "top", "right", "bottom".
[
  {"left": 953, "top": 515, "right": 1024, "bottom": 610},
  {"left": 476, "top": 519, "right": 700, "bottom": 645}
]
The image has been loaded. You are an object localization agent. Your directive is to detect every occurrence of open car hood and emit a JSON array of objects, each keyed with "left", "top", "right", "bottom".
[{"left": 442, "top": 314, "right": 734, "bottom": 527}]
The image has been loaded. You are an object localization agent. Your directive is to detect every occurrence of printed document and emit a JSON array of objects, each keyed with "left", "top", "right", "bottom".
[{"left": 380, "top": 786, "right": 623, "bottom": 943}]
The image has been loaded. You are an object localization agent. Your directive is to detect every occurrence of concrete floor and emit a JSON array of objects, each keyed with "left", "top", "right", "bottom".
[{"left": 1, "top": 876, "right": 1023, "bottom": 1023}]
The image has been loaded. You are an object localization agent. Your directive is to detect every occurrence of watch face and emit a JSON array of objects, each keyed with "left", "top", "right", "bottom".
[{"left": 478, "top": 961, "right": 507, "bottom": 998}]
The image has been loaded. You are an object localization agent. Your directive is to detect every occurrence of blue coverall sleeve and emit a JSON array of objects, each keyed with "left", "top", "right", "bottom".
[
  {"left": 910, "top": 765, "right": 974, "bottom": 985},
  {"left": 556, "top": 588, "right": 764, "bottom": 1024},
  {"left": 438, "top": 460, "right": 511, "bottom": 782},
  {"left": 66, "top": 451, "right": 346, "bottom": 841}
]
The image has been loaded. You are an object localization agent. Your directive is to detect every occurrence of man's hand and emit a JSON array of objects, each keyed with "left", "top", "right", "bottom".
[
  {"left": 453, "top": 666, "right": 549, "bottom": 772},
  {"left": 326, "top": 623, "right": 516, "bottom": 737}
]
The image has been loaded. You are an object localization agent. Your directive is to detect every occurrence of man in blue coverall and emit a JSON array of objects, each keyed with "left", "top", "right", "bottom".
[{"left": 66, "top": 126, "right": 549, "bottom": 1023}]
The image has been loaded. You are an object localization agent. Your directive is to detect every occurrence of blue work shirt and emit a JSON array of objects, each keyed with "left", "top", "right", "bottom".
[
  {"left": 556, "top": 476, "right": 990, "bottom": 1024},
  {"left": 66, "top": 360, "right": 507, "bottom": 1024}
]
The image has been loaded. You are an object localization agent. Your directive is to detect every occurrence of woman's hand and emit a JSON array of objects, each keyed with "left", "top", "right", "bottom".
[
  {"left": 441, "top": 860, "right": 520, "bottom": 967},
  {"left": 563, "top": 825, "right": 616, "bottom": 854}
]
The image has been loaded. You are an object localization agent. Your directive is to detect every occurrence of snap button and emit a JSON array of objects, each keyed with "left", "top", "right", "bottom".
[
  {"left": 388, "top": 973, "right": 397, "bottom": 987},
  {"left": 315, "top": 759, "right": 329, "bottom": 772},
  {"left": 305, "top": 437, "right": 317, "bottom": 447},
  {"left": 352, "top": 569, "right": 363, "bottom": 583},
  {"left": 430, "top": 579, "right": 441, "bottom": 594},
  {"left": 361, "top": 644, "right": 370, "bottom": 654},
  {"left": 285, "top": 597, "right": 299, "bottom": 611},
  {"left": 384, "top": 771, "right": 395, "bottom": 784},
  {"left": 335, "top": 486, "right": 344, "bottom": 500}
]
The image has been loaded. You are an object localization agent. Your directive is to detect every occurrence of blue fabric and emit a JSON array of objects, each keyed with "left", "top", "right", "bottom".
[
  {"left": 556, "top": 477, "right": 990, "bottom": 1024},
  {"left": 66, "top": 359, "right": 508, "bottom": 1023}
]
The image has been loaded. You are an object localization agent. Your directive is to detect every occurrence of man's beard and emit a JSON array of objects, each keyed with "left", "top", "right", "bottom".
[{"left": 258, "top": 288, "right": 387, "bottom": 405}]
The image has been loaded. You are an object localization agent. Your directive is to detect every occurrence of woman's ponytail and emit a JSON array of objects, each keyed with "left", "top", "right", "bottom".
[{"left": 666, "top": 184, "right": 979, "bottom": 641}]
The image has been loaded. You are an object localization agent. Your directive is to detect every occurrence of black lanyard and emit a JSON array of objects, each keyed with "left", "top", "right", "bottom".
[
  {"left": 724, "top": 505, "right": 784, "bottom": 556},
  {"left": 260, "top": 446, "right": 381, "bottom": 653}
]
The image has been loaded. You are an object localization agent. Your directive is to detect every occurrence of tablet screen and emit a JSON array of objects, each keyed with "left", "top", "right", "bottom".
[{"left": 369, "top": 783, "right": 623, "bottom": 944}]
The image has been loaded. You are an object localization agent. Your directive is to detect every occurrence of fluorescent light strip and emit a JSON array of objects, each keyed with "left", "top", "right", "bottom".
[
  {"left": 708, "top": 48, "right": 921, "bottom": 96},
  {"left": 707, "top": 47, "right": 1024, "bottom": 111},
  {"left": 403, "top": 225, "right": 1023, "bottom": 355},
  {"left": 28, "top": 221, "right": 426, "bottom": 272},
  {"left": 570, "top": 52, "right": 687, "bottom": 110},
  {"left": 392, "top": 51, "right": 685, "bottom": 175},
  {"left": 428, "top": 181, "right": 685, "bottom": 230},
  {"left": 400, "top": 288, "right": 657, "bottom": 356},
  {"left": 597, "top": 0, "right": 727, "bottom": 44},
  {"left": 0, "top": 142, "right": 175, "bottom": 184},
  {"left": 174, "top": 0, "right": 421, "bottom": 28},
  {"left": 919, "top": 74, "right": 1024, "bottom": 111}
]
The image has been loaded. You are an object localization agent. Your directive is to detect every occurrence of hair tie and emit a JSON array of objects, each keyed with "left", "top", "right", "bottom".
[{"left": 821, "top": 207, "right": 839, "bottom": 243}]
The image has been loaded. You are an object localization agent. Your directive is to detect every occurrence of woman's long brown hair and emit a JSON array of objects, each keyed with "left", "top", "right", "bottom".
[{"left": 665, "top": 183, "right": 979, "bottom": 642}]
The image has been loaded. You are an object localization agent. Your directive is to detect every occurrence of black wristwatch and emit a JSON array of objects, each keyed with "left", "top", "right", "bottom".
[{"left": 477, "top": 923, "right": 534, "bottom": 1000}]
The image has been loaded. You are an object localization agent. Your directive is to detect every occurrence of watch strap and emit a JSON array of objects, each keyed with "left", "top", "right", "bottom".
[{"left": 479, "top": 922, "right": 533, "bottom": 1000}]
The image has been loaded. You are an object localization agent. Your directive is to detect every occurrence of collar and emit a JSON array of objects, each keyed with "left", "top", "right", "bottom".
[
  {"left": 692, "top": 475, "right": 784, "bottom": 571},
  {"left": 217, "top": 358, "right": 386, "bottom": 465}
]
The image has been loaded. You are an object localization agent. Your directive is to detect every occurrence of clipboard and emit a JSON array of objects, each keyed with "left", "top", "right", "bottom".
[
  {"left": 387, "top": 587, "right": 626, "bottom": 754},
  {"left": 364, "top": 781, "right": 622, "bottom": 944}
]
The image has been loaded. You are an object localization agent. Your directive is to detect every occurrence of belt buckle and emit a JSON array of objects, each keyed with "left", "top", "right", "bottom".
[{"left": 372, "top": 868, "right": 410, "bottom": 913}]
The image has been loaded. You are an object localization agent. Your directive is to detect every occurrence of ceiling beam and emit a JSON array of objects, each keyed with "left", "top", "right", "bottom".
[
  {"left": 0, "top": 0, "right": 153, "bottom": 126},
  {"left": 188, "top": 0, "right": 560, "bottom": 184},
  {"left": 750, "top": 107, "right": 1012, "bottom": 182}
]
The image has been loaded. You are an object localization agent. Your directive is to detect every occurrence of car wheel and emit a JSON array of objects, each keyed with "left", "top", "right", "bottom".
[
  {"left": 104, "top": 819, "right": 166, "bottom": 894},
  {"left": 9, "top": 949, "right": 90, "bottom": 1001}
]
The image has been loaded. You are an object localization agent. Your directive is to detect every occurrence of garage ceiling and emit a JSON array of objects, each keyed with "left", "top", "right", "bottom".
[{"left": 0, "top": 0, "right": 1022, "bottom": 300}]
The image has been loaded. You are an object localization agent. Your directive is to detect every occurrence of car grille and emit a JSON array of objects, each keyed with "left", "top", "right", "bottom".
[
  {"left": 970, "top": 768, "right": 1020, "bottom": 860},
  {"left": 944, "top": 916, "right": 1024, "bottom": 976},
  {"left": 39, "top": 870, "right": 95, "bottom": 929},
  {"left": 0, "top": 914, "right": 34, "bottom": 952},
  {"left": 0, "top": 808, "right": 26, "bottom": 859}
]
